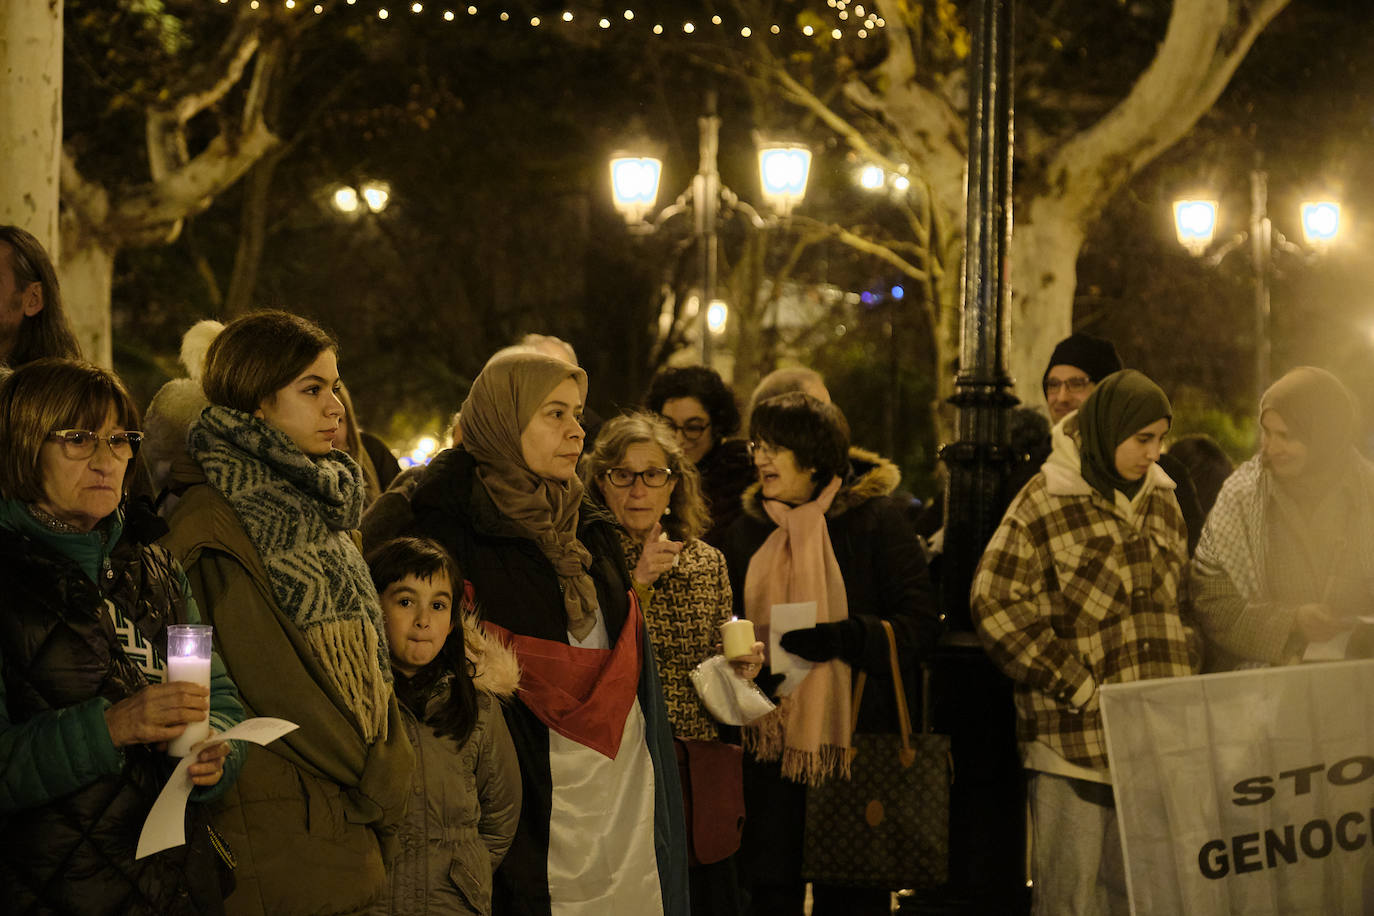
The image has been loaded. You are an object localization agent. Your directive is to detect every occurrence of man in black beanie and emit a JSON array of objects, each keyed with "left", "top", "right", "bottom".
[{"left": 1043, "top": 332, "right": 1123, "bottom": 424}]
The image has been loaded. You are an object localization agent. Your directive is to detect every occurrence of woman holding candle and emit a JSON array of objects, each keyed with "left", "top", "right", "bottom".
[
  {"left": 361, "top": 350, "right": 690, "bottom": 916},
  {"left": 0, "top": 358, "right": 243, "bottom": 914},
  {"left": 161, "top": 311, "right": 413, "bottom": 915},
  {"left": 584, "top": 412, "right": 764, "bottom": 916},
  {"left": 718, "top": 392, "right": 940, "bottom": 916}
]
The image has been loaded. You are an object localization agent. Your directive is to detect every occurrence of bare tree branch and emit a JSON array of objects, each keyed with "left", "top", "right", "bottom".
[
  {"left": 1047, "top": 0, "right": 1291, "bottom": 219},
  {"left": 110, "top": 119, "right": 278, "bottom": 245},
  {"left": 145, "top": 14, "right": 265, "bottom": 184}
]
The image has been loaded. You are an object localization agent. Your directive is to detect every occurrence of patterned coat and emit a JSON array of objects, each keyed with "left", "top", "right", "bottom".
[
  {"left": 971, "top": 420, "right": 1200, "bottom": 771},
  {"left": 625, "top": 534, "right": 734, "bottom": 741},
  {"left": 1190, "top": 454, "right": 1374, "bottom": 670}
]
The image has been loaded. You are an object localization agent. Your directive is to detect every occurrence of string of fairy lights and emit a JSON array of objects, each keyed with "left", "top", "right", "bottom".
[{"left": 216, "top": 0, "right": 888, "bottom": 40}]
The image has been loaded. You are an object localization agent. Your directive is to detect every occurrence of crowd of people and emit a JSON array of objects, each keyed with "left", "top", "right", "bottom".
[{"left": 0, "top": 222, "right": 1371, "bottom": 916}]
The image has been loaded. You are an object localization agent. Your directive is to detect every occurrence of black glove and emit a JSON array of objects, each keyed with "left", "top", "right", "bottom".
[{"left": 780, "top": 619, "right": 864, "bottom": 663}]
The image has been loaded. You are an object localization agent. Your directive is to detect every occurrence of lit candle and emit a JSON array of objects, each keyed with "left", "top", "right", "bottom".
[
  {"left": 166, "top": 624, "right": 213, "bottom": 757},
  {"left": 721, "top": 617, "right": 756, "bottom": 660}
]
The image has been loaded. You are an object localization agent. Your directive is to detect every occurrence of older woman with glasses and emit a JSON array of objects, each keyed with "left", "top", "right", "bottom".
[
  {"left": 585, "top": 412, "right": 764, "bottom": 916},
  {"left": 0, "top": 358, "right": 244, "bottom": 914},
  {"left": 719, "top": 392, "right": 941, "bottom": 916},
  {"left": 644, "top": 366, "right": 754, "bottom": 546}
]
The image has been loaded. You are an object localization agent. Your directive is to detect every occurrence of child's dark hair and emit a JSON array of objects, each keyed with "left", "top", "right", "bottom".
[{"left": 366, "top": 537, "right": 478, "bottom": 745}]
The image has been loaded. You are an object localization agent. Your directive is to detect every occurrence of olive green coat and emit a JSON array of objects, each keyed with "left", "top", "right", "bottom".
[{"left": 162, "top": 466, "right": 414, "bottom": 916}]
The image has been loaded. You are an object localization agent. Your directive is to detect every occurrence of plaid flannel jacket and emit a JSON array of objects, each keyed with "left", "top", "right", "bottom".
[{"left": 971, "top": 435, "right": 1199, "bottom": 770}]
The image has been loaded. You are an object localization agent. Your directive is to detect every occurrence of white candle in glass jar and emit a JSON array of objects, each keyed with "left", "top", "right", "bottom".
[
  {"left": 721, "top": 617, "right": 756, "bottom": 660},
  {"left": 166, "top": 625, "right": 214, "bottom": 757}
]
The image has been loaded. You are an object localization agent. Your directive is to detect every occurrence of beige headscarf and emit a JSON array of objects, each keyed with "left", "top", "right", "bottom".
[{"left": 459, "top": 352, "right": 600, "bottom": 640}]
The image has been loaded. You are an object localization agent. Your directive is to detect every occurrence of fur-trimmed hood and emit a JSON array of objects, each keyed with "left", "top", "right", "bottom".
[
  {"left": 463, "top": 610, "right": 521, "bottom": 699},
  {"left": 740, "top": 445, "right": 902, "bottom": 522}
]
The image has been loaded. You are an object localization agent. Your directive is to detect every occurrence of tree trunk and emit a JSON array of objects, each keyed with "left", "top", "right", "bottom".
[
  {"left": 57, "top": 232, "right": 114, "bottom": 367},
  {"left": 1007, "top": 200, "right": 1085, "bottom": 407},
  {"left": 224, "top": 150, "right": 283, "bottom": 318},
  {"left": 0, "top": 0, "right": 62, "bottom": 250}
]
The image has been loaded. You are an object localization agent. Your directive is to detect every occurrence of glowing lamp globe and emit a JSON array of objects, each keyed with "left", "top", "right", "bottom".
[
  {"left": 1173, "top": 199, "right": 1218, "bottom": 256},
  {"left": 758, "top": 145, "right": 812, "bottom": 217},
  {"left": 610, "top": 157, "right": 663, "bottom": 224},
  {"left": 1300, "top": 201, "right": 1340, "bottom": 247}
]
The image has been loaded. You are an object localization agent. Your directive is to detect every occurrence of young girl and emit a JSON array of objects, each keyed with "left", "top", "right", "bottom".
[{"left": 366, "top": 537, "right": 522, "bottom": 916}]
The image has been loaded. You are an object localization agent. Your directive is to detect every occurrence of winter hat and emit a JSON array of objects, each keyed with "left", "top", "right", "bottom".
[
  {"left": 142, "top": 320, "right": 225, "bottom": 487},
  {"left": 1077, "top": 369, "right": 1172, "bottom": 502},
  {"left": 1042, "top": 332, "right": 1124, "bottom": 393}
]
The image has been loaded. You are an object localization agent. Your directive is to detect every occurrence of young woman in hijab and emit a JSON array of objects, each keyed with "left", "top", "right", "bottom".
[
  {"left": 971, "top": 369, "right": 1201, "bottom": 916},
  {"left": 360, "top": 351, "right": 689, "bottom": 916},
  {"left": 1191, "top": 367, "right": 1374, "bottom": 670}
]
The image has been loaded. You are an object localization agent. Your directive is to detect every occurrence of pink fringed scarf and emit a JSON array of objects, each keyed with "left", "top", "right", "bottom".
[{"left": 742, "top": 477, "right": 852, "bottom": 785}]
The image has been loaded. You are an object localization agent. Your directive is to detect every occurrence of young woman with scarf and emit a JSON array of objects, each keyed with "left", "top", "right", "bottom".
[
  {"left": 971, "top": 369, "right": 1201, "bottom": 916},
  {"left": 360, "top": 351, "right": 689, "bottom": 916},
  {"left": 1191, "top": 367, "right": 1374, "bottom": 670},
  {"left": 160, "top": 311, "right": 414, "bottom": 915},
  {"left": 717, "top": 392, "right": 940, "bottom": 916}
]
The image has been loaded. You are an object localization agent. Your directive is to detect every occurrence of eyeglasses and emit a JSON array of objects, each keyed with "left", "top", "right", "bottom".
[
  {"left": 663, "top": 418, "right": 711, "bottom": 442},
  {"left": 602, "top": 466, "right": 674, "bottom": 488},
  {"left": 48, "top": 429, "right": 144, "bottom": 461},
  {"left": 746, "top": 440, "right": 780, "bottom": 459},
  {"left": 1045, "top": 377, "right": 1093, "bottom": 395}
]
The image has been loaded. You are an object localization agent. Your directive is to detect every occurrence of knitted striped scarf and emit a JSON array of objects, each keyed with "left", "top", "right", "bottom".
[{"left": 189, "top": 405, "right": 391, "bottom": 742}]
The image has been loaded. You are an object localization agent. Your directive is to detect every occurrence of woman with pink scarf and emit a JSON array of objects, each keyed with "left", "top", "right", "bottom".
[{"left": 718, "top": 392, "right": 942, "bottom": 915}]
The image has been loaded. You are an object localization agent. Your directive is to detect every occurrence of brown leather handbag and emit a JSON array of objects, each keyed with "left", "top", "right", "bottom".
[{"left": 801, "top": 619, "right": 951, "bottom": 889}]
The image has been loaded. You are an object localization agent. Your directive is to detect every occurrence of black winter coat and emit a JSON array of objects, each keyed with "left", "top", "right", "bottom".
[
  {"left": 717, "top": 448, "right": 942, "bottom": 736},
  {"left": 0, "top": 514, "right": 226, "bottom": 916}
]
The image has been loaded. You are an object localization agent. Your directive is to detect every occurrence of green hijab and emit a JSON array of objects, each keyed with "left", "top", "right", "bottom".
[{"left": 1076, "top": 369, "right": 1172, "bottom": 502}]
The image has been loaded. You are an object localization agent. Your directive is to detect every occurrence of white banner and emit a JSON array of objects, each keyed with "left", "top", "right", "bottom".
[{"left": 1100, "top": 661, "right": 1374, "bottom": 916}]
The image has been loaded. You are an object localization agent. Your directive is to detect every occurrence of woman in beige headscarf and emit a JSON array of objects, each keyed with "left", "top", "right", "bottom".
[
  {"left": 1192, "top": 367, "right": 1374, "bottom": 669},
  {"left": 360, "top": 350, "right": 689, "bottom": 916}
]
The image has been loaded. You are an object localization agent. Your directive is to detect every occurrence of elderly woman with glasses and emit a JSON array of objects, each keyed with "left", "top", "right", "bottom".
[
  {"left": 718, "top": 392, "right": 941, "bottom": 916},
  {"left": 585, "top": 412, "right": 764, "bottom": 916},
  {"left": 644, "top": 366, "right": 754, "bottom": 546},
  {"left": 0, "top": 358, "right": 244, "bottom": 914}
]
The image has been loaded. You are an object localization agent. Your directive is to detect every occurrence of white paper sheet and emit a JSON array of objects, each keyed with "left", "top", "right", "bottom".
[
  {"left": 768, "top": 601, "right": 818, "bottom": 697},
  {"left": 1300, "top": 614, "right": 1374, "bottom": 661},
  {"left": 136, "top": 716, "right": 299, "bottom": 859}
]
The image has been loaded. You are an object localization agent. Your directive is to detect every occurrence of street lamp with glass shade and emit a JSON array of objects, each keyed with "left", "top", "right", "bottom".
[
  {"left": 706, "top": 299, "right": 728, "bottom": 334},
  {"left": 332, "top": 186, "right": 361, "bottom": 214},
  {"left": 609, "top": 156, "right": 663, "bottom": 225},
  {"left": 1300, "top": 201, "right": 1340, "bottom": 247},
  {"left": 360, "top": 180, "right": 391, "bottom": 213},
  {"left": 1173, "top": 199, "right": 1218, "bottom": 256},
  {"left": 757, "top": 145, "right": 812, "bottom": 216},
  {"left": 858, "top": 164, "right": 885, "bottom": 190}
]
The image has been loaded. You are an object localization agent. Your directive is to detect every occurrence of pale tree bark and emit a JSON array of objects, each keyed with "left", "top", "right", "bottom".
[
  {"left": 1004, "top": 0, "right": 1291, "bottom": 406},
  {"left": 0, "top": 0, "right": 63, "bottom": 251},
  {"left": 749, "top": 0, "right": 1290, "bottom": 420},
  {"left": 57, "top": 12, "right": 283, "bottom": 367}
]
